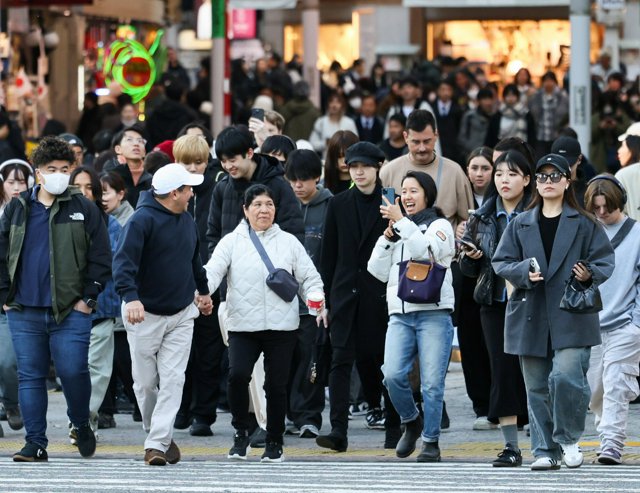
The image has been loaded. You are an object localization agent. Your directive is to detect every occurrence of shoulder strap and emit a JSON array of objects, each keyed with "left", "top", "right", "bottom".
[
  {"left": 249, "top": 226, "right": 276, "bottom": 274},
  {"left": 610, "top": 217, "right": 636, "bottom": 250}
]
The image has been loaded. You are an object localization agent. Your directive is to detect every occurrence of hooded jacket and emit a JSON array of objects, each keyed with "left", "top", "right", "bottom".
[
  {"left": 206, "top": 153, "right": 304, "bottom": 255},
  {"left": 114, "top": 191, "right": 209, "bottom": 316},
  {"left": 281, "top": 98, "right": 322, "bottom": 142},
  {"left": 300, "top": 187, "right": 333, "bottom": 268}
]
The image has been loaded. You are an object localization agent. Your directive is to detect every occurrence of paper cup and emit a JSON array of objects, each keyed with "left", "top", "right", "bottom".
[{"left": 307, "top": 291, "right": 324, "bottom": 315}]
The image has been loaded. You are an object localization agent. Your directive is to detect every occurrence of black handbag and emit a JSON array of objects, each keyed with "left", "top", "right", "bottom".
[
  {"left": 559, "top": 269, "right": 602, "bottom": 314},
  {"left": 309, "top": 321, "right": 331, "bottom": 385},
  {"left": 249, "top": 227, "right": 300, "bottom": 302},
  {"left": 397, "top": 247, "right": 447, "bottom": 304}
]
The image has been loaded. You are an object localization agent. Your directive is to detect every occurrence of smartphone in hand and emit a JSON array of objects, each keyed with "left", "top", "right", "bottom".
[
  {"left": 381, "top": 187, "right": 395, "bottom": 205},
  {"left": 251, "top": 108, "right": 265, "bottom": 121},
  {"left": 456, "top": 238, "right": 478, "bottom": 251},
  {"left": 529, "top": 257, "right": 541, "bottom": 273}
]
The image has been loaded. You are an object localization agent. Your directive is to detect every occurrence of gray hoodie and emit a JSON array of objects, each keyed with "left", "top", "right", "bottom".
[
  {"left": 599, "top": 217, "right": 640, "bottom": 332},
  {"left": 300, "top": 187, "right": 333, "bottom": 268}
]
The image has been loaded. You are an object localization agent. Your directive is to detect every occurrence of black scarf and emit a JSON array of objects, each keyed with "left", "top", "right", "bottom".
[{"left": 408, "top": 207, "right": 441, "bottom": 229}]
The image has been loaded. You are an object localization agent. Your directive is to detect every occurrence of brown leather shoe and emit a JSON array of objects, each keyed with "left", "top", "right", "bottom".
[
  {"left": 166, "top": 440, "right": 181, "bottom": 464},
  {"left": 144, "top": 448, "right": 167, "bottom": 466}
]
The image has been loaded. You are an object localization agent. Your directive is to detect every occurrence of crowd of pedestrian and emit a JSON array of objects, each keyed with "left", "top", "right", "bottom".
[{"left": 0, "top": 48, "right": 639, "bottom": 472}]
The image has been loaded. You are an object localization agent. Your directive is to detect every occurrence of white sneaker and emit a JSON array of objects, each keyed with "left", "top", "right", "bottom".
[
  {"left": 531, "top": 456, "right": 561, "bottom": 471},
  {"left": 561, "top": 443, "right": 584, "bottom": 468},
  {"left": 299, "top": 424, "right": 320, "bottom": 438},
  {"left": 472, "top": 416, "right": 499, "bottom": 431}
]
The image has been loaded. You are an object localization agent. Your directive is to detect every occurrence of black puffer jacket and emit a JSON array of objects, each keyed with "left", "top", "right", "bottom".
[{"left": 459, "top": 195, "right": 528, "bottom": 305}]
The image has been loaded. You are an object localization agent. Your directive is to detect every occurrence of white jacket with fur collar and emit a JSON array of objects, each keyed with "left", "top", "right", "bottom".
[
  {"left": 205, "top": 220, "right": 323, "bottom": 332},
  {"left": 367, "top": 216, "right": 455, "bottom": 315}
]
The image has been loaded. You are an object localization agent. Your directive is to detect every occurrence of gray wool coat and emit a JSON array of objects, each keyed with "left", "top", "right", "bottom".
[{"left": 492, "top": 204, "right": 615, "bottom": 358}]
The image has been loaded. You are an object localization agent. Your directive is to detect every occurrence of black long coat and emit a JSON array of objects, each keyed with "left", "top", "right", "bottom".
[{"left": 320, "top": 184, "right": 388, "bottom": 354}]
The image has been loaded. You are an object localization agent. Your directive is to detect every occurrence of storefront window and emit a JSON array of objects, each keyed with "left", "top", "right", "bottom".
[{"left": 284, "top": 23, "right": 358, "bottom": 71}]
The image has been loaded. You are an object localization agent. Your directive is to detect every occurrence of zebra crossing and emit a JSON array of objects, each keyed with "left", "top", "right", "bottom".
[{"left": 1, "top": 459, "right": 639, "bottom": 492}]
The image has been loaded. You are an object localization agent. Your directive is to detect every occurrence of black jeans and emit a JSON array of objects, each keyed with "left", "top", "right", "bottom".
[
  {"left": 287, "top": 315, "right": 325, "bottom": 429},
  {"left": 178, "top": 312, "right": 225, "bottom": 425},
  {"left": 100, "top": 331, "right": 137, "bottom": 415},
  {"left": 227, "top": 329, "right": 298, "bottom": 444},
  {"left": 455, "top": 268, "right": 492, "bottom": 418},
  {"left": 328, "top": 330, "right": 400, "bottom": 436}
]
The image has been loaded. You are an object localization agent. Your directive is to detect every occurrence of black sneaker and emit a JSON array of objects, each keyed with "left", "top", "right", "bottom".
[
  {"left": 261, "top": 441, "right": 284, "bottom": 463},
  {"left": 98, "top": 413, "right": 116, "bottom": 429},
  {"left": 190, "top": 419, "right": 213, "bottom": 437},
  {"left": 250, "top": 427, "right": 267, "bottom": 448},
  {"left": 228, "top": 430, "right": 250, "bottom": 460},
  {"left": 493, "top": 447, "right": 522, "bottom": 467},
  {"left": 365, "top": 408, "right": 386, "bottom": 430},
  {"left": 74, "top": 423, "right": 97, "bottom": 458},
  {"left": 13, "top": 442, "right": 48, "bottom": 462},
  {"left": 173, "top": 413, "right": 192, "bottom": 430}
]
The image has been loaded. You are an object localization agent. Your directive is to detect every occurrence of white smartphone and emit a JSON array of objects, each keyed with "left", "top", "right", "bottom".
[{"left": 529, "top": 257, "right": 541, "bottom": 273}]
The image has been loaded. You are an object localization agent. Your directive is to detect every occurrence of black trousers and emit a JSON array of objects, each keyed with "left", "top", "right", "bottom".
[
  {"left": 480, "top": 302, "right": 528, "bottom": 423},
  {"left": 287, "top": 315, "right": 326, "bottom": 429},
  {"left": 454, "top": 268, "right": 492, "bottom": 418},
  {"left": 328, "top": 329, "right": 400, "bottom": 436},
  {"left": 178, "top": 312, "right": 226, "bottom": 425},
  {"left": 227, "top": 329, "right": 298, "bottom": 444},
  {"left": 100, "top": 331, "right": 137, "bottom": 415}
]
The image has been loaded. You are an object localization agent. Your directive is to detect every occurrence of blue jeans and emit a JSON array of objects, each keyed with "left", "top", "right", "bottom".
[
  {"left": 8, "top": 307, "right": 92, "bottom": 448},
  {"left": 520, "top": 347, "right": 591, "bottom": 459},
  {"left": 0, "top": 313, "right": 19, "bottom": 409},
  {"left": 382, "top": 310, "right": 453, "bottom": 442}
]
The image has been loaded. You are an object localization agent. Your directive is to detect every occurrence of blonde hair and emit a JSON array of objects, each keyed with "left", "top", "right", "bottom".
[
  {"left": 173, "top": 134, "right": 210, "bottom": 164},
  {"left": 264, "top": 110, "right": 285, "bottom": 132}
]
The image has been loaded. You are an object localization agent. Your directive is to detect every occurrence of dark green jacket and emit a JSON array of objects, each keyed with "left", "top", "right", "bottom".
[{"left": 0, "top": 187, "right": 111, "bottom": 323}]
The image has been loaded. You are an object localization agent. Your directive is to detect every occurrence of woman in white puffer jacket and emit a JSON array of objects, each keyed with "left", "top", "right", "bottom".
[
  {"left": 205, "top": 184, "right": 323, "bottom": 463},
  {"left": 367, "top": 171, "right": 455, "bottom": 463}
]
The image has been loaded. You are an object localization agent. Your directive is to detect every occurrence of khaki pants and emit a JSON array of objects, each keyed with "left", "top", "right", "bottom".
[
  {"left": 88, "top": 318, "right": 120, "bottom": 417},
  {"left": 218, "top": 301, "right": 267, "bottom": 430},
  {"left": 124, "top": 302, "right": 199, "bottom": 452}
]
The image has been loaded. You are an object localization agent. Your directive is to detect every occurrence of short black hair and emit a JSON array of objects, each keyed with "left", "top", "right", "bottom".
[
  {"left": 144, "top": 150, "right": 172, "bottom": 175},
  {"left": 502, "top": 83, "right": 519, "bottom": 99},
  {"left": 112, "top": 124, "right": 146, "bottom": 148},
  {"left": 262, "top": 135, "right": 296, "bottom": 161},
  {"left": 477, "top": 88, "right": 494, "bottom": 100},
  {"left": 388, "top": 112, "right": 407, "bottom": 127},
  {"left": 30, "top": 136, "right": 75, "bottom": 168},
  {"left": 243, "top": 183, "right": 274, "bottom": 208},
  {"left": 177, "top": 122, "right": 214, "bottom": 147},
  {"left": 285, "top": 149, "right": 323, "bottom": 181},
  {"left": 70, "top": 166, "right": 103, "bottom": 206},
  {"left": 405, "top": 109, "right": 437, "bottom": 133},
  {"left": 215, "top": 125, "right": 253, "bottom": 159}
]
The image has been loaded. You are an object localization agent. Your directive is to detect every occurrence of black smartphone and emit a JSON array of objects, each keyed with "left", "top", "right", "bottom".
[
  {"left": 251, "top": 108, "right": 265, "bottom": 121},
  {"left": 456, "top": 238, "right": 478, "bottom": 251},
  {"left": 381, "top": 187, "right": 395, "bottom": 205}
]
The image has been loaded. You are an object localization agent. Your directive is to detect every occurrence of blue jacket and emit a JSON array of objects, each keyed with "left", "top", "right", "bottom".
[
  {"left": 94, "top": 214, "right": 122, "bottom": 320},
  {"left": 113, "top": 191, "right": 209, "bottom": 316}
]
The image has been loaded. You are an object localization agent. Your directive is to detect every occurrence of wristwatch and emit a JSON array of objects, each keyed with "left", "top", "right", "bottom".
[{"left": 84, "top": 298, "right": 97, "bottom": 310}]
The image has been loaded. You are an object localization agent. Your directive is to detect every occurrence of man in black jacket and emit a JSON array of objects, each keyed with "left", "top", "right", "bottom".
[
  {"left": 172, "top": 135, "right": 227, "bottom": 438},
  {"left": 0, "top": 137, "right": 111, "bottom": 462},
  {"left": 316, "top": 141, "right": 400, "bottom": 452}
]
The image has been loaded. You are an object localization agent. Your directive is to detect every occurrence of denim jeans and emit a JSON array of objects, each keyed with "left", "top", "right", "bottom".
[
  {"left": 520, "top": 347, "right": 591, "bottom": 460},
  {"left": 8, "top": 307, "right": 92, "bottom": 448},
  {"left": 0, "top": 313, "right": 19, "bottom": 409},
  {"left": 382, "top": 310, "right": 453, "bottom": 442}
]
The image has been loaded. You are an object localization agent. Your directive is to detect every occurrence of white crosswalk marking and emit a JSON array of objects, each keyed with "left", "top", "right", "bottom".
[{"left": 1, "top": 460, "right": 640, "bottom": 492}]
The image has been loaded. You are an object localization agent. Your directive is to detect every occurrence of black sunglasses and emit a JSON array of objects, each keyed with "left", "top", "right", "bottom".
[{"left": 535, "top": 172, "right": 565, "bottom": 184}]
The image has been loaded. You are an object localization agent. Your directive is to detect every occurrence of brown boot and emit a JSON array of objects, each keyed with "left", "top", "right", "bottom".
[
  {"left": 166, "top": 440, "right": 181, "bottom": 464},
  {"left": 144, "top": 448, "right": 167, "bottom": 466}
]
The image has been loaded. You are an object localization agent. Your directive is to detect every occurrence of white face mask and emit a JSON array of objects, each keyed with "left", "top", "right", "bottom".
[
  {"left": 349, "top": 98, "right": 362, "bottom": 110},
  {"left": 41, "top": 172, "right": 70, "bottom": 195}
]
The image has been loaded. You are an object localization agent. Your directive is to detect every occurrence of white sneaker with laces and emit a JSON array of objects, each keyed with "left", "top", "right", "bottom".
[
  {"left": 472, "top": 416, "right": 499, "bottom": 431},
  {"left": 560, "top": 443, "right": 583, "bottom": 468},
  {"left": 530, "top": 456, "right": 561, "bottom": 471}
]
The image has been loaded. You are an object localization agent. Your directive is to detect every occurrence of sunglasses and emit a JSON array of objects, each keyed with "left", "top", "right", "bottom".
[{"left": 535, "top": 172, "right": 565, "bottom": 184}]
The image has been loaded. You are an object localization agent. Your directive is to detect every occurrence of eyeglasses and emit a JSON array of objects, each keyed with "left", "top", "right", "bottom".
[
  {"left": 123, "top": 137, "right": 147, "bottom": 145},
  {"left": 535, "top": 172, "right": 565, "bottom": 184}
]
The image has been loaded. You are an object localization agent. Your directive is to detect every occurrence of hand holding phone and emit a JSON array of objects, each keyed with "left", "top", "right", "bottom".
[
  {"left": 456, "top": 238, "right": 478, "bottom": 251},
  {"left": 529, "top": 257, "right": 541, "bottom": 273},
  {"left": 251, "top": 108, "right": 265, "bottom": 121},
  {"left": 381, "top": 187, "right": 395, "bottom": 206}
]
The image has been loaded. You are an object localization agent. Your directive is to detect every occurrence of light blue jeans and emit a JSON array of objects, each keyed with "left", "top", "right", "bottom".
[
  {"left": 382, "top": 310, "right": 453, "bottom": 442},
  {"left": 520, "top": 347, "right": 591, "bottom": 460}
]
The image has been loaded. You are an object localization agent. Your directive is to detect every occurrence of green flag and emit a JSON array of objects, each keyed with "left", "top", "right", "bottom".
[{"left": 212, "top": 0, "right": 226, "bottom": 39}]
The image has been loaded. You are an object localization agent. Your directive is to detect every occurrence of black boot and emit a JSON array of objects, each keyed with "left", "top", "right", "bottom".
[
  {"left": 396, "top": 416, "right": 423, "bottom": 458},
  {"left": 316, "top": 430, "right": 348, "bottom": 452},
  {"left": 416, "top": 440, "right": 441, "bottom": 463},
  {"left": 440, "top": 401, "right": 450, "bottom": 430},
  {"left": 384, "top": 426, "right": 402, "bottom": 449}
]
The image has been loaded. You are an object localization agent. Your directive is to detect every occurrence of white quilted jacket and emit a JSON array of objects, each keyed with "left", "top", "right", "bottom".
[{"left": 205, "top": 221, "right": 323, "bottom": 332}]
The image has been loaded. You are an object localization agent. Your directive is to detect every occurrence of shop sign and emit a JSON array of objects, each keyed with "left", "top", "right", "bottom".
[
  {"left": 231, "top": 9, "right": 256, "bottom": 39},
  {"left": 5, "top": 1, "right": 92, "bottom": 5},
  {"left": 597, "top": 0, "right": 625, "bottom": 9},
  {"left": 229, "top": 0, "right": 295, "bottom": 8}
]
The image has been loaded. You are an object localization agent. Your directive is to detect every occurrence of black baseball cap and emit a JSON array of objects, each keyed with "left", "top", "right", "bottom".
[
  {"left": 536, "top": 153, "right": 571, "bottom": 176},
  {"left": 345, "top": 142, "right": 385, "bottom": 167},
  {"left": 550, "top": 136, "right": 581, "bottom": 165}
]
